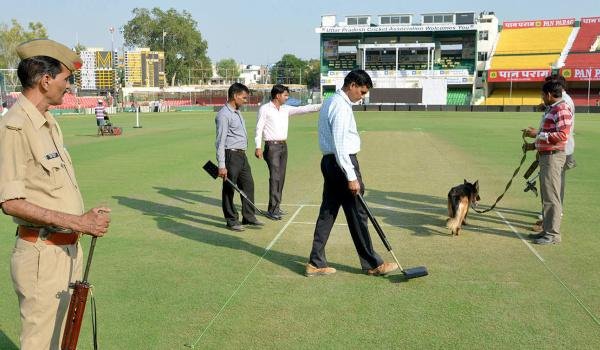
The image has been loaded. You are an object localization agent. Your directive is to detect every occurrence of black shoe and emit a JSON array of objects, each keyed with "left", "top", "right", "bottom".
[
  {"left": 534, "top": 234, "right": 560, "bottom": 245},
  {"left": 242, "top": 219, "right": 264, "bottom": 226},
  {"left": 266, "top": 211, "right": 282, "bottom": 220},
  {"left": 227, "top": 224, "right": 245, "bottom": 232}
]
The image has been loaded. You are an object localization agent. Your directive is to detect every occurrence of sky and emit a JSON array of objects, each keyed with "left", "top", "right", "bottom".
[{"left": 2, "top": 0, "right": 599, "bottom": 65}]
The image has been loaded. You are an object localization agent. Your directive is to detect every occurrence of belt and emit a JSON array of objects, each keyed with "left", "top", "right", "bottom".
[
  {"left": 226, "top": 148, "right": 246, "bottom": 153},
  {"left": 538, "top": 150, "right": 563, "bottom": 155},
  {"left": 265, "top": 140, "right": 286, "bottom": 145},
  {"left": 17, "top": 226, "right": 79, "bottom": 245}
]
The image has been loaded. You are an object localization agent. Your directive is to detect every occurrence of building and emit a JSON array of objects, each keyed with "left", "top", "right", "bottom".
[
  {"left": 315, "top": 11, "right": 498, "bottom": 105},
  {"left": 75, "top": 48, "right": 116, "bottom": 93},
  {"left": 124, "top": 48, "right": 167, "bottom": 88}
]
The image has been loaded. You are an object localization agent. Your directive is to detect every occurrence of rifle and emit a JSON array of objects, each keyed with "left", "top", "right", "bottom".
[
  {"left": 203, "top": 160, "right": 279, "bottom": 220},
  {"left": 62, "top": 236, "right": 99, "bottom": 350}
]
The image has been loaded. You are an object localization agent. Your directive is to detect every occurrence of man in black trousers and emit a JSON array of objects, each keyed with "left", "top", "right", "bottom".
[
  {"left": 306, "top": 70, "right": 398, "bottom": 276},
  {"left": 215, "top": 83, "right": 263, "bottom": 231},
  {"left": 255, "top": 84, "right": 321, "bottom": 219}
]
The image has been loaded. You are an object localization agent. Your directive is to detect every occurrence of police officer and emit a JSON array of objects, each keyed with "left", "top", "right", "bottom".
[{"left": 0, "top": 39, "right": 111, "bottom": 350}]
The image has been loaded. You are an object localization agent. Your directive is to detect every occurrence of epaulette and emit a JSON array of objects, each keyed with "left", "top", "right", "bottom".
[{"left": 4, "top": 113, "right": 25, "bottom": 131}]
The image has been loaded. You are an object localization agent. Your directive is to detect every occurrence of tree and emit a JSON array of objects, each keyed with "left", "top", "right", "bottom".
[
  {"left": 73, "top": 43, "right": 87, "bottom": 54},
  {"left": 0, "top": 19, "right": 48, "bottom": 69},
  {"left": 305, "top": 59, "right": 321, "bottom": 89},
  {"left": 270, "top": 54, "right": 308, "bottom": 85},
  {"left": 123, "top": 7, "right": 210, "bottom": 86},
  {"left": 216, "top": 58, "right": 240, "bottom": 82}
]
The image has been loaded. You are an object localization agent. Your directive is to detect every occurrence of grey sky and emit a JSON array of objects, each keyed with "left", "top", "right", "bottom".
[{"left": 2, "top": 0, "right": 598, "bottom": 65}]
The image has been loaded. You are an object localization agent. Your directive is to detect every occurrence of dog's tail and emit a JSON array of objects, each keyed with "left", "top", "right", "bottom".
[{"left": 446, "top": 198, "right": 468, "bottom": 235}]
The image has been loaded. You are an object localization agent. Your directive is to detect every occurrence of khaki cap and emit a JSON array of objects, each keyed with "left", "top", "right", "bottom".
[{"left": 16, "top": 39, "right": 82, "bottom": 71}]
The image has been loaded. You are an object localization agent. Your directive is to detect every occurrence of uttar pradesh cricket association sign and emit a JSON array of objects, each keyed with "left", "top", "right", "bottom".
[
  {"left": 560, "top": 67, "right": 600, "bottom": 81},
  {"left": 487, "top": 69, "right": 551, "bottom": 82}
]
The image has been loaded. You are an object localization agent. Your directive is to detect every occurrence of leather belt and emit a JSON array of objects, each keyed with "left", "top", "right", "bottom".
[
  {"left": 538, "top": 150, "right": 563, "bottom": 155},
  {"left": 226, "top": 148, "right": 246, "bottom": 153},
  {"left": 265, "top": 140, "right": 286, "bottom": 145},
  {"left": 18, "top": 226, "right": 79, "bottom": 245}
]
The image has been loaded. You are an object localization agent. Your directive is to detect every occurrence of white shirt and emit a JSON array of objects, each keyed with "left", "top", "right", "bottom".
[
  {"left": 318, "top": 90, "right": 361, "bottom": 181},
  {"left": 562, "top": 92, "right": 575, "bottom": 155},
  {"left": 255, "top": 101, "right": 321, "bottom": 147}
]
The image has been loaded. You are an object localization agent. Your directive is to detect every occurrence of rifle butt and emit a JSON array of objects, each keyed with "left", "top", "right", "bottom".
[{"left": 61, "top": 282, "right": 90, "bottom": 350}]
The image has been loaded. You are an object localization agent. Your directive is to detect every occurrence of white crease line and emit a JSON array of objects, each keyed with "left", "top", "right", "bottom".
[
  {"left": 290, "top": 221, "right": 422, "bottom": 228},
  {"left": 496, "top": 211, "right": 544, "bottom": 262},
  {"left": 256, "top": 203, "right": 443, "bottom": 211},
  {"left": 186, "top": 205, "right": 305, "bottom": 348},
  {"left": 496, "top": 211, "right": 600, "bottom": 327}
]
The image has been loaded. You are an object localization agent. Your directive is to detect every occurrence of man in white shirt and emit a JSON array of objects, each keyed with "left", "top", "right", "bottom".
[
  {"left": 306, "top": 70, "right": 398, "bottom": 277},
  {"left": 255, "top": 84, "right": 321, "bottom": 219}
]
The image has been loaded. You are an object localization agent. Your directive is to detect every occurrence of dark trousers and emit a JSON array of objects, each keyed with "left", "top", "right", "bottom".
[
  {"left": 222, "top": 150, "right": 256, "bottom": 225},
  {"left": 309, "top": 154, "right": 383, "bottom": 270},
  {"left": 264, "top": 142, "right": 288, "bottom": 213}
]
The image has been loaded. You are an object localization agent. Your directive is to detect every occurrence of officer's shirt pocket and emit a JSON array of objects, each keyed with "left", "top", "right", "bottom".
[{"left": 38, "top": 157, "right": 65, "bottom": 191}]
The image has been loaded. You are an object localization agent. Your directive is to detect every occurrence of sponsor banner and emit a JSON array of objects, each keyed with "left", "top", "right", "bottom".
[
  {"left": 560, "top": 67, "right": 600, "bottom": 81},
  {"left": 316, "top": 24, "right": 476, "bottom": 34},
  {"left": 503, "top": 18, "right": 574, "bottom": 29},
  {"left": 326, "top": 69, "right": 471, "bottom": 79},
  {"left": 487, "top": 69, "right": 551, "bottom": 82},
  {"left": 581, "top": 17, "right": 600, "bottom": 24}
]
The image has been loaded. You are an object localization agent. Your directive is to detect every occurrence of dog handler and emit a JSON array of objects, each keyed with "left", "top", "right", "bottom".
[
  {"left": 523, "top": 80, "right": 573, "bottom": 245},
  {"left": 0, "top": 39, "right": 111, "bottom": 349}
]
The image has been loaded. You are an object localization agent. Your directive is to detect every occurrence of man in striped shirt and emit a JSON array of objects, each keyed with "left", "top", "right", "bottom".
[
  {"left": 524, "top": 80, "right": 573, "bottom": 245},
  {"left": 306, "top": 70, "right": 398, "bottom": 276},
  {"left": 95, "top": 100, "right": 106, "bottom": 135}
]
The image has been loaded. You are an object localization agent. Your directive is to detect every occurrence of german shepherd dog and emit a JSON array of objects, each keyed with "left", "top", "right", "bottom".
[{"left": 446, "top": 180, "right": 480, "bottom": 236}]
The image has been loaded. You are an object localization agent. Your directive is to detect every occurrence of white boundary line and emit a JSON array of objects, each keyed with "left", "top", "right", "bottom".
[
  {"left": 186, "top": 205, "right": 306, "bottom": 348},
  {"left": 496, "top": 211, "right": 600, "bottom": 327}
]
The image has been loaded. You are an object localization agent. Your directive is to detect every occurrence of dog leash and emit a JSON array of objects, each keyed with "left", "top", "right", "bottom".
[{"left": 471, "top": 133, "right": 530, "bottom": 214}]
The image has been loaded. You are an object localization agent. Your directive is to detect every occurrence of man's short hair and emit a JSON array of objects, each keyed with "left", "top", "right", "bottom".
[
  {"left": 228, "top": 83, "right": 250, "bottom": 100},
  {"left": 270, "top": 84, "right": 289, "bottom": 100},
  {"left": 542, "top": 80, "right": 563, "bottom": 98},
  {"left": 545, "top": 74, "right": 567, "bottom": 90},
  {"left": 343, "top": 69, "right": 373, "bottom": 89},
  {"left": 17, "top": 56, "right": 63, "bottom": 89}
]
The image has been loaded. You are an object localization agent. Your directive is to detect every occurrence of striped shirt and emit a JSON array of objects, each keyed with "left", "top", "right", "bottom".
[
  {"left": 318, "top": 90, "right": 361, "bottom": 181},
  {"left": 94, "top": 105, "right": 105, "bottom": 120},
  {"left": 535, "top": 100, "right": 573, "bottom": 153}
]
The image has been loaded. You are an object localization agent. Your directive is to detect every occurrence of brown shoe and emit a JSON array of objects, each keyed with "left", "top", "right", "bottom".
[
  {"left": 305, "top": 263, "right": 336, "bottom": 277},
  {"left": 530, "top": 223, "right": 543, "bottom": 233},
  {"left": 367, "top": 262, "right": 399, "bottom": 276}
]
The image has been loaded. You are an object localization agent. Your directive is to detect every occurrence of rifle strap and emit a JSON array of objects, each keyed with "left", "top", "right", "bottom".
[
  {"left": 471, "top": 134, "right": 529, "bottom": 214},
  {"left": 90, "top": 287, "right": 98, "bottom": 350}
]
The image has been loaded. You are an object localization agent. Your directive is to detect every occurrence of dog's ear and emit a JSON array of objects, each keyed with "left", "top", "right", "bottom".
[
  {"left": 474, "top": 180, "right": 479, "bottom": 189},
  {"left": 464, "top": 179, "right": 468, "bottom": 184}
]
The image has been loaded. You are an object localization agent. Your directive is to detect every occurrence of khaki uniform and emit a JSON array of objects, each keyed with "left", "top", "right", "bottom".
[{"left": 0, "top": 94, "right": 84, "bottom": 350}]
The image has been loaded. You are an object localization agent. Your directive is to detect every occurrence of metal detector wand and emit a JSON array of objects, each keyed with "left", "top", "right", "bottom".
[{"left": 357, "top": 194, "right": 405, "bottom": 271}]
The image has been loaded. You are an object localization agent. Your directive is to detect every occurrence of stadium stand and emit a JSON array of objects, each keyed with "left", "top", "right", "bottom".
[
  {"left": 491, "top": 26, "right": 573, "bottom": 69},
  {"left": 484, "top": 88, "right": 542, "bottom": 105},
  {"left": 568, "top": 88, "right": 600, "bottom": 106},
  {"left": 446, "top": 88, "right": 472, "bottom": 105},
  {"left": 569, "top": 19, "right": 600, "bottom": 52}
]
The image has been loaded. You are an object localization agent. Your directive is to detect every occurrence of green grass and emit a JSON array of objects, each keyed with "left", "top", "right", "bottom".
[{"left": 1, "top": 110, "right": 599, "bottom": 349}]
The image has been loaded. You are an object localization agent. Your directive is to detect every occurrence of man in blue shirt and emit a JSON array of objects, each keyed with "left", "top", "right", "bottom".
[
  {"left": 306, "top": 70, "right": 398, "bottom": 276},
  {"left": 215, "top": 83, "right": 263, "bottom": 231}
]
